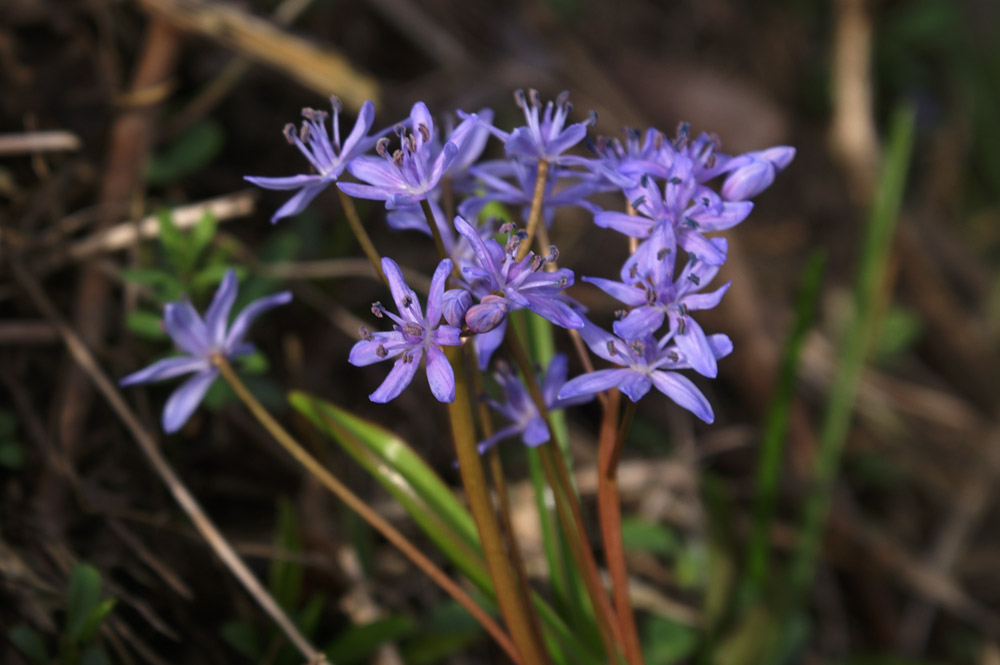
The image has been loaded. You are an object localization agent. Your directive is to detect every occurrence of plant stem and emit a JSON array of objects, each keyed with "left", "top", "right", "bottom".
[
  {"left": 337, "top": 189, "right": 385, "bottom": 286},
  {"left": 505, "top": 327, "right": 625, "bottom": 663},
  {"left": 515, "top": 159, "right": 549, "bottom": 261},
  {"left": 444, "top": 345, "right": 553, "bottom": 665},
  {"left": 598, "top": 395, "right": 644, "bottom": 665},
  {"left": 213, "top": 354, "right": 523, "bottom": 665}
]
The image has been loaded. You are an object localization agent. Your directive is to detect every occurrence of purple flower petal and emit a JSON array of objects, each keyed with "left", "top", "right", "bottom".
[
  {"left": 441, "top": 289, "right": 472, "bottom": 327},
  {"left": 424, "top": 345, "right": 455, "bottom": 402},
  {"left": 424, "top": 259, "right": 452, "bottom": 325},
  {"left": 164, "top": 302, "right": 211, "bottom": 356},
  {"left": 370, "top": 354, "right": 422, "bottom": 403},
  {"left": 650, "top": 371, "right": 714, "bottom": 423},
  {"left": 722, "top": 160, "right": 774, "bottom": 201},
  {"left": 349, "top": 332, "right": 407, "bottom": 366},
  {"left": 683, "top": 282, "right": 731, "bottom": 311},
  {"left": 594, "top": 211, "right": 654, "bottom": 238},
  {"left": 558, "top": 368, "right": 632, "bottom": 400},
  {"left": 382, "top": 258, "right": 422, "bottom": 322},
  {"left": 673, "top": 317, "right": 717, "bottom": 378},
  {"left": 224, "top": 291, "right": 292, "bottom": 351},
  {"left": 466, "top": 295, "right": 509, "bottom": 334},
  {"left": 341, "top": 100, "right": 376, "bottom": 156},
  {"left": 523, "top": 417, "right": 550, "bottom": 446},
  {"left": 119, "top": 356, "right": 209, "bottom": 387},
  {"left": 473, "top": 318, "right": 507, "bottom": 370},
  {"left": 244, "top": 174, "right": 323, "bottom": 190},
  {"left": 162, "top": 369, "right": 218, "bottom": 433},
  {"left": 270, "top": 182, "right": 329, "bottom": 223},
  {"left": 613, "top": 307, "right": 665, "bottom": 340},
  {"left": 204, "top": 269, "right": 238, "bottom": 347},
  {"left": 619, "top": 373, "right": 653, "bottom": 402}
]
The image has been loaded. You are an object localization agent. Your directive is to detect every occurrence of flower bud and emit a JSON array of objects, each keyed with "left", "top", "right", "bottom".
[
  {"left": 466, "top": 295, "right": 509, "bottom": 333},
  {"left": 442, "top": 289, "right": 473, "bottom": 327}
]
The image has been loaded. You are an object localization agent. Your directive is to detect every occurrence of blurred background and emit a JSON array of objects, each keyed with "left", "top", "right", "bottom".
[{"left": 1, "top": 0, "right": 999, "bottom": 663}]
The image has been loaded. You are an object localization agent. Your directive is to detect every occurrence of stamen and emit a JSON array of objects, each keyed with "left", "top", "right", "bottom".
[
  {"left": 417, "top": 123, "right": 431, "bottom": 142},
  {"left": 376, "top": 137, "right": 391, "bottom": 157},
  {"left": 514, "top": 89, "right": 527, "bottom": 109},
  {"left": 376, "top": 344, "right": 388, "bottom": 358},
  {"left": 677, "top": 318, "right": 687, "bottom": 335},
  {"left": 556, "top": 90, "right": 570, "bottom": 107},
  {"left": 402, "top": 294, "right": 413, "bottom": 308},
  {"left": 528, "top": 89, "right": 541, "bottom": 108},
  {"left": 403, "top": 322, "right": 423, "bottom": 336},
  {"left": 546, "top": 245, "right": 559, "bottom": 263},
  {"left": 392, "top": 150, "right": 404, "bottom": 168},
  {"left": 656, "top": 247, "right": 671, "bottom": 260},
  {"left": 630, "top": 195, "right": 646, "bottom": 209},
  {"left": 615, "top": 309, "right": 627, "bottom": 320},
  {"left": 329, "top": 96, "right": 343, "bottom": 113},
  {"left": 282, "top": 124, "right": 297, "bottom": 144},
  {"left": 630, "top": 340, "right": 645, "bottom": 356},
  {"left": 667, "top": 350, "right": 680, "bottom": 362},
  {"left": 499, "top": 221, "right": 517, "bottom": 235},
  {"left": 359, "top": 325, "right": 374, "bottom": 341},
  {"left": 371, "top": 302, "right": 385, "bottom": 317},
  {"left": 669, "top": 176, "right": 683, "bottom": 185},
  {"left": 586, "top": 109, "right": 598, "bottom": 126},
  {"left": 530, "top": 255, "right": 544, "bottom": 271},
  {"left": 687, "top": 273, "right": 701, "bottom": 286},
  {"left": 683, "top": 216, "right": 699, "bottom": 229},
  {"left": 607, "top": 341, "right": 618, "bottom": 356},
  {"left": 299, "top": 123, "right": 311, "bottom": 143}
]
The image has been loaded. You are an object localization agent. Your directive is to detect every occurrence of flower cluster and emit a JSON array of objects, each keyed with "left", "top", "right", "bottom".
[{"left": 126, "top": 90, "right": 792, "bottom": 443}]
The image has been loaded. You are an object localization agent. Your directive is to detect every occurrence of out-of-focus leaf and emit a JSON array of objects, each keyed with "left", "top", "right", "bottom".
[
  {"left": 146, "top": 120, "right": 224, "bottom": 187},
  {"left": 79, "top": 643, "right": 112, "bottom": 665},
  {"left": 77, "top": 598, "right": 117, "bottom": 644},
  {"left": 157, "top": 210, "right": 192, "bottom": 274},
  {"left": 642, "top": 616, "right": 698, "bottom": 665},
  {"left": 237, "top": 350, "right": 270, "bottom": 374},
  {"left": 400, "top": 601, "right": 481, "bottom": 665},
  {"left": 126, "top": 310, "right": 168, "bottom": 341},
  {"left": 221, "top": 619, "right": 263, "bottom": 660},
  {"left": 190, "top": 211, "right": 218, "bottom": 260},
  {"left": 324, "top": 615, "right": 417, "bottom": 664},
  {"left": 191, "top": 263, "right": 242, "bottom": 293},
  {"left": 66, "top": 563, "right": 102, "bottom": 644},
  {"left": 0, "top": 439, "right": 25, "bottom": 469},
  {"left": 7, "top": 625, "right": 48, "bottom": 664},
  {"left": 874, "top": 304, "right": 923, "bottom": 364},
  {"left": 621, "top": 517, "right": 678, "bottom": 556}
]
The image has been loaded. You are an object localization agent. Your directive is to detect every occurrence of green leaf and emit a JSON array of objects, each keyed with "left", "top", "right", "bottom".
[
  {"left": 221, "top": 619, "right": 263, "bottom": 660},
  {"left": 146, "top": 120, "right": 224, "bottom": 187},
  {"left": 0, "top": 439, "right": 25, "bottom": 469},
  {"left": 874, "top": 304, "right": 923, "bottom": 363},
  {"left": 189, "top": 211, "right": 218, "bottom": 260},
  {"left": 237, "top": 350, "right": 270, "bottom": 374},
  {"left": 126, "top": 310, "right": 168, "bottom": 341},
  {"left": 66, "top": 563, "right": 103, "bottom": 643},
  {"left": 621, "top": 517, "right": 678, "bottom": 556},
  {"left": 156, "top": 210, "right": 192, "bottom": 274},
  {"left": 268, "top": 498, "right": 303, "bottom": 612},
  {"left": 289, "top": 392, "right": 601, "bottom": 665},
  {"left": 191, "top": 263, "right": 243, "bottom": 294},
  {"left": 289, "top": 392, "right": 478, "bottom": 549},
  {"left": 119, "top": 267, "right": 183, "bottom": 294},
  {"left": 400, "top": 602, "right": 482, "bottom": 665},
  {"left": 642, "top": 616, "right": 698, "bottom": 665},
  {"left": 77, "top": 597, "right": 117, "bottom": 643},
  {"left": 325, "top": 615, "right": 418, "bottom": 664},
  {"left": 7, "top": 625, "right": 48, "bottom": 664}
]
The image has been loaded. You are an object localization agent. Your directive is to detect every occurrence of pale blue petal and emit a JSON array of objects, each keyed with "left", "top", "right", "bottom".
[
  {"left": 582, "top": 276, "right": 647, "bottom": 306},
  {"left": 558, "top": 368, "right": 631, "bottom": 400},
  {"left": 164, "top": 302, "right": 211, "bottom": 357},
  {"left": 613, "top": 307, "right": 665, "bottom": 340},
  {"left": 370, "top": 354, "right": 421, "bottom": 403},
  {"left": 162, "top": 369, "right": 217, "bottom": 433},
  {"left": 224, "top": 291, "right": 292, "bottom": 350},
  {"left": 650, "top": 371, "right": 714, "bottom": 423},
  {"left": 673, "top": 317, "right": 717, "bottom": 378},
  {"left": 424, "top": 345, "right": 455, "bottom": 402},
  {"left": 204, "top": 269, "right": 238, "bottom": 348},
  {"left": 244, "top": 174, "right": 323, "bottom": 190},
  {"left": 120, "top": 356, "right": 207, "bottom": 387},
  {"left": 348, "top": 332, "right": 407, "bottom": 366},
  {"left": 619, "top": 373, "right": 653, "bottom": 402},
  {"left": 270, "top": 182, "right": 329, "bottom": 223},
  {"left": 594, "top": 211, "right": 654, "bottom": 238},
  {"left": 522, "top": 417, "right": 550, "bottom": 446},
  {"left": 425, "top": 259, "right": 452, "bottom": 324}
]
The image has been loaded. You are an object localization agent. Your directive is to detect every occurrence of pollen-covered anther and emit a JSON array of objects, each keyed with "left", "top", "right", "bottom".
[
  {"left": 528, "top": 89, "right": 542, "bottom": 107},
  {"left": 683, "top": 216, "right": 700, "bottom": 229},
  {"left": 607, "top": 341, "right": 618, "bottom": 356},
  {"left": 586, "top": 109, "right": 598, "bottom": 127},
  {"left": 667, "top": 350, "right": 680, "bottom": 363},
  {"left": 499, "top": 221, "right": 517, "bottom": 235},
  {"left": 546, "top": 246, "right": 559, "bottom": 263},
  {"left": 677, "top": 318, "right": 687, "bottom": 335},
  {"left": 392, "top": 150, "right": 404, "bottom": 168},
  {"left": 631, "top": 194, "right": 646, "bottom": 209},
  {"left": 530, "top": 255, "right": 544, "bottom": 272},
  {"left": 669, "top": 176, "right": 683, "bottom": 185},
  {"left": 615, "top": 309, "right": 627, "bottom": 320},
  {"left": 282, "top": 123, "right": 297, "bottom": 144},
  {"left": 371, "top": 302, "right": 385, "bottom": 317},
  {"left": 402, "top": 294, "right": 413, "bottom": 308},
  {"left": 375, "top": 344, "right": 388, "bottom": 358},
  {"left": 359, "top": 325, "right": 374, "bottom": 341},
  {"left": 402, "top": 322, "right": 423, "bottom": 336},
  {"left": 329, "top": 96, "right": 343, "bottom": 113},
  {"left": 630, "top": 340, "right": 645, "bottom": 356},
  {"left": 656, "top": 247, "right": 671, "bottom": 261},
  {"left": 376, "top": 137, "right": 391, "bottom": 157},
  {"left": 514, "top": 89, "right": 527, "bottom": 109},
  {"left": 417, "top": 123, "right": 431, "bottom": 142},
  {"left": 687, "top": 274, "right": 701, "bottom": 286}
]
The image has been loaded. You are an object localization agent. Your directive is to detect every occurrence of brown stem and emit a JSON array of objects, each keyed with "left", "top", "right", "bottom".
[
  {"left": 444, "top": 346, "right": 552, "bottom": 665},
  {"left": 598, "top": 395, "right": 644, "bottom": 665},
  {"left": 337, "top": 189, "right": 386, "bottom": 286},
  {"left": 515, "top": 160, "right": 549, "bottom": 262},
  {"left": 504, "top": 328, "right": 625, "bottom": 663},
  {"left": 213, "top": 354, "right": 523, "bottom": 665}
]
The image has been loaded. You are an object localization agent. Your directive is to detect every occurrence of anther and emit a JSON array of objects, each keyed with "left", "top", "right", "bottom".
[
  {"left": 530, "top": 255, "right": 544, "bottom": 272},
  {"left": 417, "top": 123, "right": 431, "bottom": 142},
  {"left": 669, "top": 176, "right": 683, "bottom": 185},
  {"left": 607, "top": 341, "right": 618, "bottom": 356},
  {"left": 359, "top": 325, "right": 374, "bottom": 341},
  {"left": 402, "top": 294, "right": 413, "bottom": 308},
  {"left": 630, "top": 195, "right": 646, "bottom": 209},
  {"left": 299, "top": 123, "right": 311, "bottom": 143},
  {"left": 586, "top": 109, "right": 598, "bottom": 127},
  {"left": 656, "top": 247, "right": 671, "bottom": 261},
  {"left": 528, "top": 89, "right": 541, "bottom": 108},
  {"left": 667, "top": 350, "right": 680, "bottom": 362},
  {"left": 687, "top": 273, "right": 701, "bottom": 286},
  {"left": 677, "top": 318, "right": 687, "bottom": 335},
  {"left": 329, "top": 96, "right": 343, "bottom": 113},
  {"left": 701, "top": 197, "right": 710, "bottom": 207},
  {"left": 376, "top": 137, "right": 391, "bottom": 157},
  {"left": 283, "top": 123, "right": 297, "bottom": 144},
  {"left": 514, "top": 89, "right": 527, "bottom": 108},
  {"left": 683, "top": 216, "right": 699, "bottom": 229},
  {"left": 371, "top": 302, "right": 385, "bottom": 317},
  {"left": 402, "top": 322, "right": 422, "bottom": 336},
  {"left": 556, "top": 90, "right": 570, "bottom": 107},
  {"left": 499, "top": 221, "right": 517, "bottom": 235},
  {"left": 546, "top": 245, "right": 559, "bottom": 263},
  {"left": 376, "top": 344, "right": 388, "bottom": 358},
  {"left": 615, "top": 309, "right": 627, "bottom": 320},
  {"left": 392, "top": 150, "right": 404, "bottom": 168}
]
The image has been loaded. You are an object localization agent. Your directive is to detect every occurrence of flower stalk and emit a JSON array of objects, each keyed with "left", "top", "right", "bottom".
[
  {"left": 515, "top": 159, "right": 550, "bottom": 262},
  {"left": 337, "top": 188, "right": 386, "bottom": 285}
]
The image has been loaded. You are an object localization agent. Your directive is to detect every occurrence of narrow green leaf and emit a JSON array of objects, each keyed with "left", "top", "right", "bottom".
[
  {"left": 7, "top": 625, "right": 48, "bottom": 664},
  {"left": 791, "top": 105, "right": 916, "bottom": 598},
  {"left": 325, "top": 616, "right": 417, "bottom": 664},
  {"left": 66, "top": 563, "right": 102, "bottom": 643},
  {"left": 642, "top": 616, "right": 698, "bottom": 665},
  {"left": 189, "top": 211, "right": 218, "bottom": 260},
  {"left": 157, "top": 210, "right": 191, "bottom": 274},
  {"left": 77, "top": 598, "right": 117, "bottom": 644},
  {"left": 621, "top": 517, "right": 679, "bottom": 557},
  {"left": 146, "top": 120, "right": 224, "bottom": 186}
]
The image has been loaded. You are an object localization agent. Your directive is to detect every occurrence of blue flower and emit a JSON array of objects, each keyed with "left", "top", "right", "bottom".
[
  {"left": 477, "top": 355, "right": 591, "bottom": 453},
  {"left": 720, "top": 146, "right": 796, "bottom": 201},
  {"left": 558, "top": 319, "right": 733, "bottom": 422},
  {"left": 120, "top": 270, "right": 292, "bottom": 433},
  {"left": 481, "top": 89, "right": 595, "bottom": 163},
  {"left": 349, "top": 257, "right": 462, "bottom": 403},
  {"left": 338, "top": 102, "right": 480, "bottom": 209},
  {"left": 585, "top": 224, "right": 731, "bottom": 378},
  {"left": 246, "top": 98, "right": 377, "bottom": 223}
]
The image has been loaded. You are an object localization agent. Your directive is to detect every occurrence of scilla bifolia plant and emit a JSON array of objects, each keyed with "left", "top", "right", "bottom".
[{"left": 121, "top": 91, "right": 793, "bottom": 664}]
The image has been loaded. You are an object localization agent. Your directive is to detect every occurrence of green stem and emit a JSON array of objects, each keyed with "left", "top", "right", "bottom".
[
  {"left": 213, "top": 354, "right": 523, "bottom": 665},
  {"left": 598, "top": 395, "right": 644, "bottom": 665},
  {"left": 444, "top": 345, "right": 552, "bottom": 665},
  {"left": 337, "top": 189, "right": 385, "bottom": 286},
  {"left": 505, "top": 327, "right": 625, "bottom": 663}
]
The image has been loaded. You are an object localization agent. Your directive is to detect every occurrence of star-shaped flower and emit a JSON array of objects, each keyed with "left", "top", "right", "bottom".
[
  {"left": 246, "top": 98, "right": 378, "bottom": 223},
  {"left": 349, "top": 257, "right": 462, "bottom": 403},
  {"left": 120, "top": 269, "right": 292, "bottom": 432}
]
